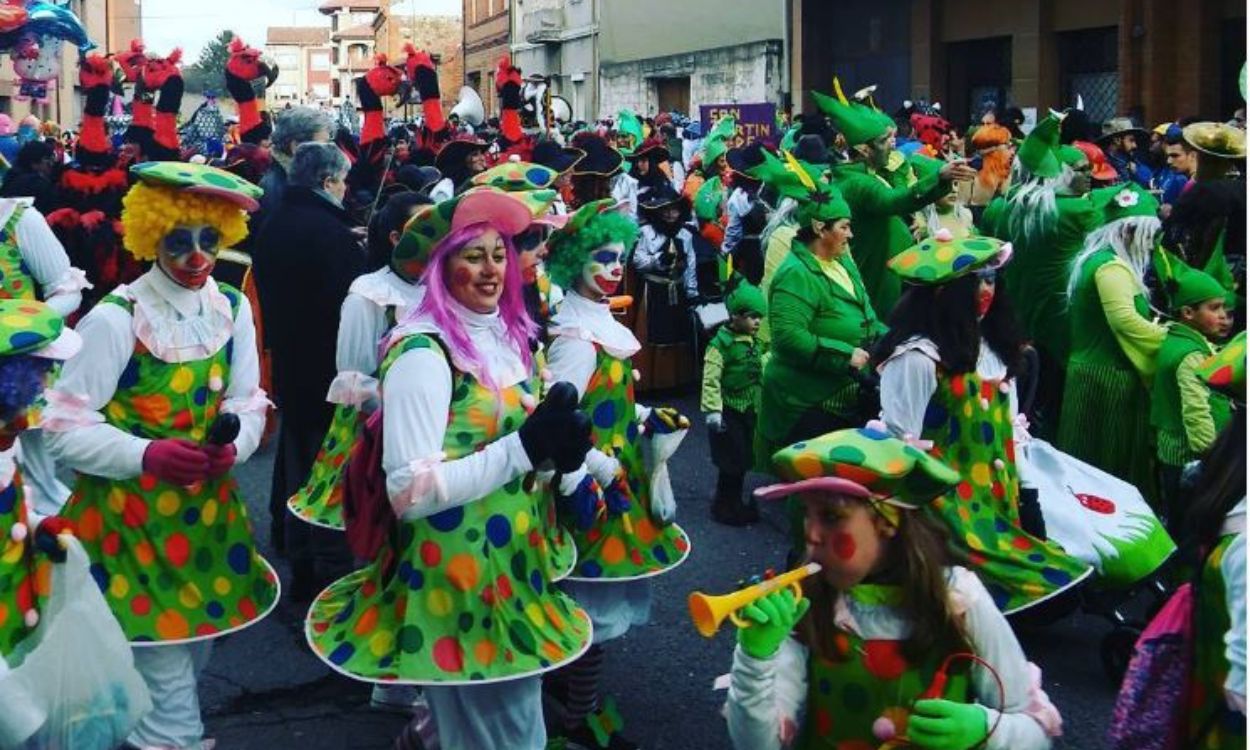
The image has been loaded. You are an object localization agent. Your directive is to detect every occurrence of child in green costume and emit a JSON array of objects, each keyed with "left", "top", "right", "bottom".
[
  {"left": 725, "top": 426, "right": 1061, "bottom": 750},
  {"left": 702, "top": 279, "right": 767, "bottom": 526}
]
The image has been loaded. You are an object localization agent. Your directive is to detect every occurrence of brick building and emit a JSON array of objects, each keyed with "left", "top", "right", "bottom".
[
  {"left": 319, "top": 0, "right": 384, "bottom": 104},
  {"left": 378, "top": 13, "right": 464, "bottom": 117},
  {"left": 463, "top": 0, "right": 511, "bottom": 117},
  {"left": 265, "top": 27, "right": 334, "bottom": 107}
]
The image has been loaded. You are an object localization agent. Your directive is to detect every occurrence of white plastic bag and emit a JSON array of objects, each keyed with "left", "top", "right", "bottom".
[
  {"left": 0, "top": 537, "right": 152, "bottom": 749},
  {"left": 642, "top": 426, "right": 687, "bottom": 525},
  {"left": 1022, "top": 438, "right": 1176, "bottom": 588}
]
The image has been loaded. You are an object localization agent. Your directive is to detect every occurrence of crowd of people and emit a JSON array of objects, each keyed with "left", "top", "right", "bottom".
[{"left": 0, "top": 31, "right": 1243, "bottom": 750}]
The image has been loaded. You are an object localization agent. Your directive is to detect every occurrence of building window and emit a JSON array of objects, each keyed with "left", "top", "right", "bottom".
[
  {"left": 311, "top": 52, "right": 331, "bottom": 71},
  {"left": 1058, "top": 27, "right": 1119, "bottom": 126},
  {"left": 312, "top": 83, "right": 331, "bottom": 99}
]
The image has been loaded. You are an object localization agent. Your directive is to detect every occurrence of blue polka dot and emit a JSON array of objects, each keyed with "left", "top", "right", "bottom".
[
  {"left": 592, "top": 400, "right": 617, "bottom": 429},
  {"left": 948, "top": 417, "right": 961, "bottom": 443},
  {"left": 206, "top": 601, "right": 224, "bottom": 618},
  {"left": 428, "top": 506, "right": 464, "bottom": 532},
  {"left": 7, "top": 330, "right": 41, "bottom": 352},
  {"left": 1028, "top": 552, "right": 1045, "bottom": 563},
  {"left": 579, "top": 560, "right": 603, "bottom": 578},
  {"left": 485, "top": 514, "right": 512, "bottom": 548},
  {"left": 118, "top": 357, "right": 141, "bottom": 389},
  {"left": 653, "top": 545, "right": 670, "bottom": 564},
  {"left": 328, "top": 642, "right": 356, "bottom": 665},
  {"left": 1041, "top": 567, "right": 1073, "bottom": 586},
  {"left": 923, "top": 403, "right": 948, "bottom": 430},
  {"left": 89, "top": 563, "right": 108, "bottom": 592},
  {"left": 625, "top": 421, "right": 639, "bottom": 441},
  {"left": 858, "top": 425, "right": 889, "bottom": 440},
  {"left": 193, "top": 386, "right": 210, "bottom": 406},
  {"left": 952, "top": 253, "right": 975, "bottom": 271},
  {"left": 0, "top": 484, "right": 15, "bottom": 514},
  {"left": 980, "top": 421, "right": 995, "bottom": 445},
  {"left": 529, "top": 569, "right": 543, "bottom": 593},
  {"left": 994, "top": 518, "right": 1010, "bottom": 533},
  {"left": 525, "top": 166, "right": 553, "bottom": 186},
  {"left": 333, "top": 598, "right": 356, "bottom": 623},
  {"left": 226, "top": 543, "right": 250, "bottom": 574},
  {"left": 183, "top": 507, "right": 200, "bottom": 525}
]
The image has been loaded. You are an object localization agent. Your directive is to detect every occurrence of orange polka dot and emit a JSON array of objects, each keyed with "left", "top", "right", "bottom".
[
  {"left": 134, "top": 541, "right": 156, "bottom": 566},
  {"left": 543, "top": 601, "right": 566, "bottom": 631},
  {"left": 33, "top": 560, "right": 52, "bottom": 596},
  {"left": 445, "top": 553, "right": 481, "bottom": 592},
  {"left": 354, "top": 605, "right": 380, "bottom": 636},
  {"left": 155, "top": 609, "right": 191, "bottom": 640},
  {"left": 600, "top": 536, "right": 626, "bottom": 565},
  {"left": 633, "top": 516, "right": 658, "bottom": 544},
  {"left": 541, "top": 640, "right": 565, "bottom": 661},
  {"left": 0, "top": 601, "right": 9, "bottom": 626},
  {"left": 791, "top": 453, "right": 823, "bottom": 478},
  {"left": 473, "top": 639, "right": 498, "bottom": 667},
  {"left": 76, "top": 506, "right": 103, "bottom": 541}
]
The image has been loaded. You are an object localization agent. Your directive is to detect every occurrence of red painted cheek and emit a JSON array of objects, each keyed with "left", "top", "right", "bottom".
[
  {"left": 832, "top": 532, "right": 857, "bottom": 561},
  {"left": 451, "top": 267, "right": 473, "bottom": 286}
]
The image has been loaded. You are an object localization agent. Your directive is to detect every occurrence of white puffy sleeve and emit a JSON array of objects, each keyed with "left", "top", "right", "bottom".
[
  {"left": 1222, "top": 532, "right": 1247, "bottom": 708},
  {"left": 329, "top": 290, "right": 386, "bottom": 406},
  {"left": 726, "top": 637, "right": 808, "bottom": 750},
  {"left": 17, "top": 206, "right": 88, "bottom": 317},
  {"left": 383, "top": 346, "right": 533, "bottom": 520},
  {"left": 878, "top": 347, "right": 938, "bottom": 440}
]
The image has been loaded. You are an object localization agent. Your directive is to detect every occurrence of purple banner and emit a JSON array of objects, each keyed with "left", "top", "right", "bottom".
[{"left": 699, "top": 103, "right": 777, "bottom": 145}]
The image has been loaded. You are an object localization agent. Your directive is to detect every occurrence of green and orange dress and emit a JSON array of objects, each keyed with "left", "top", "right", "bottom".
[{"left": 0, "top": 460, "right": 48, "bottom": 660}]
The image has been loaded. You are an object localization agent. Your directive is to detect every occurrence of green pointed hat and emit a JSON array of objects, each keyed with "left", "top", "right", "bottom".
[
  {"left": 779, "top": 123, "right": 801, "bottom": 152},
  {"left": 1016, "top": 114, "right": 1063, "bottom": 178},
  {"left": 0, "top": 299, "right": 80, "bottom": 360},
  {"left": 1091, "top": 183, "right": 1159, "bottom": 223},
  {"left": 725, "top": 280, "right": 766, "bottom": 316},
  {"left": 702, "top": 136, "right": 730, "bottom": 169},
  {"left": 471, "top": 161, "right": 559, "bottom": 192},
  {"left": 708, "top": 115, "right": 737, "bottom": 143},
  {"left": 1153, "top": 247, "right": 1227, "bottom": 311},
  {"left": 749, "top": 146, "right": 824, "bottom": 186},
  {"left": 1197, "top": 331, "right": 1246, "bottom": 403},
  {"left": 755, "top": 424, "right": 960, "bottom": 509},
  {"left": 130, "top": 160, "right": 264, "bottom": 212},
  {"left": 811, "top": 79, "right": 894, "bottom": 146},
  {"left": 616, "top": 109, "right": 645, "bottom": 156},
  {"left": 693, "top": 176, "right": 725, "bottom": 222},
  {"left": 1056, "top": 144, "right": 1087, "bottom": 169},
  {"left": 889, "top": 230, "right": 1010, "bottom": 285},
  {"left": 753, "top": 149, "right": 850, "bottom": 225}
]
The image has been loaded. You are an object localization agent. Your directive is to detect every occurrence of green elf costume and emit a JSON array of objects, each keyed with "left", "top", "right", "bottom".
[
  {"left": 880, "top": 231, "right": 1092, "bottom": 613},
  {"left": 1187, "top": 335, "right": 1246, "bottom": 750},
  {"left": 727, "top": 426, "right": 1063, "bottom": 750},
  {"left": 819, "top": 81, "right": 955, "bottom": 315},
  {"left": 1149, "top": 250, "right": 1233, "bottom": 524},
  {"left": 1058, "top": 183, "right": 1167, "bottom": 505},
  {"left": 43, "top": 162, "right": 279, "bottom": 750}
]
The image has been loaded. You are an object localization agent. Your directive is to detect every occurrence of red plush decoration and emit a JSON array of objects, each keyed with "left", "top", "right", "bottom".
[
  {"left": 140, "top": 48, "right": 182, "bottom": 90},
  {"left": 115, "top": 38, "right": 146, "bottom": 83},
  {"left": 225, "top": 36, "right": 271, "bottom": 140},
  {"left": 79, "top": 53, "right": 113, "bottom": 89},
  {"left": 911, "top": 112, "right": 952, "bottom": 152},
  {"left": 77, "top": 53, "right": 114, "bottom": 158},
  {"left": 494, "top": 55, "right": 524, "bottom": 143},
  {"left": 365, "top": 53, "right": 403, "bottom": 97},
  {"left": 358, "top": 55, "right": 404, "bottom": 146},
  {"left": 143, "top": 49, "right": 184, "bottom": 155},
  {"left": 403, "top": 43, "right": 445, "bottom": 133}
]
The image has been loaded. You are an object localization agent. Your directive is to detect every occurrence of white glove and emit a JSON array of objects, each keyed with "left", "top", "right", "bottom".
[
  {"left": 558, "top": 466, "right": 590, "bottom": 497},
  {"left": 585, "top": 449, "right": 621, "bottom": 487},
  {"left": 705, "top": 412, "right": 724, "bottom": 433}
]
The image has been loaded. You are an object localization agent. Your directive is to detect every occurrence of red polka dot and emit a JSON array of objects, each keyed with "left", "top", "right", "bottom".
[
  {"left": 956, "top": 482, "right": 974, "bottom": 500},
  {"left": 629, "top": 548, "right": 643, "bottom": 565},
  {"left": 420, "top": 540, "right": 442, "bottom": 567},
  {"left": 675, "top": 536, "right": 690, "bottom": 552},
  {"left": 122, "top": 495, "right": 149, "bottom": 528},
  {"left": 528, "top": 529, "right": 542, "bottom": 547},
  {"left": 131, "top": 594, "right": 152, "bottom": 616},
  {"left": 238, "top": 597, "right": 257, "bottom": 619},
  {"left": 968, "top": 552, "right": 987, "bottom": 567},
  {"left": 138, "top": 474, "right": 157, "bottom": 491},
  {"left": 480, "top": 584, "right": 496, "bottom": 606},
  {"left": 1012, "top": 536, "right": 1033, "bottom": 551},
  {"left": 495, "top": 574, "right": 512, "bottom": 600},
  {"left": 815, "top": 707, "right": 833, "bottom": 736},
  {"left": 361, "top": 579, "right": 378, "bottom": 597},
  {"left": 863, "top": 640, "right": 908, "bottom": 680},
  {"left": 991, "top": 481, "right": 1005, "bottom": 499},
  {"left": 15, "top": 579, "right": 33, "bottom": 612},
  {"left": 951, "top": 375, "right": 966, "bottom": 397},
  {"left": 172, "top": 410, "right": 193, "bottom": 431},
  {"left": 587, "top": 528, "right": 602, "bottom": 543},
  {"left": 980, "top": 380, "right": 995, "bottom": 399},
  {"left": 432, "top": 636, "right": 464, "bottom": 672},
  {"left": 1005, "top": 439, "right": 1016, "bottom": 461},
  {"left": 164, "top": 533, "right": 190, "bottom": 567},
  {"left": 195, "top": 623, "right": 219, "bottom": 637},
  {"left": 101, "top": 531, "right": 121, "bottom": 556}
]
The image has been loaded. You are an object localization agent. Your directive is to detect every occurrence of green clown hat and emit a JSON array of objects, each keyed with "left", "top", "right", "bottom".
[
  {"left": 725, "top": 280, "right": 766, "bottom": 316},
  {"left": 1015, "top": 114, "right": 1063, "bottom": 178},
  {"left": 0, "top": 299, "right": 81, "bottom": 360},
  {"left": 392, "top": 188, "right": 533, "bottom": 281},
  {"left": 811, "top": 80, "right": 895, "bottom": 147},
  {"left": 471, "top": 161, "right": 560, "bottom": 192},
  {"left": 130, "top": 161, "right": 264, "bottom": 212},
  {"left": 1154, "top": 247, "right": 1228, "bottom": 311},
  {"left": 708, "top": 115, "right": 737, "bottom": 143},
  {"left": 888, "top": 230, "right": 1010, "bottom": 285},
  {"left": 1197, "top": 331, "right": 1246, "bottom": 403},
  {"left": 1056, "top": 144, "right": 1087, "bottom": 169},
  {"left": 1091, "top": 183, "right": 1159, "bottom": 224},
  {"left": 616, "top": 109, "right": 645, "bottom": 156},
  {"left": 755, "top": 424, "right": 960, "bottom": 509}
]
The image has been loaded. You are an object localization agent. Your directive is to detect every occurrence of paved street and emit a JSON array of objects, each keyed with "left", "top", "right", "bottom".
[{"left": 201, "top": 394, "right": 1132, "bottom": 749}]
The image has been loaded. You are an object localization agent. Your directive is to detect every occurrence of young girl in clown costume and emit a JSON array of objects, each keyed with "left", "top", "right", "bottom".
[
  {"left": 303, "top": 188, "right": 593, "bottom": 750},
  {"left": 543, "top": 199, "right": 692, "bottom": 747},
  {"left": 874, "top": 230, "right": 1091, "bottom": 614},
  {"left": 44, "top": 162, "right": 279, "bottom": 750},
  {"left": 727, "top": 426, "right": 1061, "bottom": 749}
]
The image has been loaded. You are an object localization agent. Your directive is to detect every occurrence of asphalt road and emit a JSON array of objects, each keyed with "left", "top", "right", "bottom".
[{"left": 200, "top": 394, "right": 1133, "bottom": 749}]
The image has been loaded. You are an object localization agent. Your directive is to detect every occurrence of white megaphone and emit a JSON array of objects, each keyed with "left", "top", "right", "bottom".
[{"left": 451, "top": 86, "right": 485, "bottom": 128}]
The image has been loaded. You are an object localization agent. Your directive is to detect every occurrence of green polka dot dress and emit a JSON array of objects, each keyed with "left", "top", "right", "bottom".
[
  {"left": 0, "top": 470, "right": 52, "bottom": 658},
  {"left": 304, "top": 333, "right": 591, "bottom": 684},
  {"left": 0, "top": 206, "right": 36, "bottom": 301},
  {"left": 1188, "top": 534, "right": 1246, "bottom": 749},
  {"left": 287, "top": 403, "right": 361, "bottom": 529},
  {"left": 57, "top": 287, "right": 279, "bottom": 644}
]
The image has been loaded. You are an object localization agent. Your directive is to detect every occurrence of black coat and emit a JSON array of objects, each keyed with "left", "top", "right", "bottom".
[{"left": 252, "top": 186, "right": 365, "bottom": 432}]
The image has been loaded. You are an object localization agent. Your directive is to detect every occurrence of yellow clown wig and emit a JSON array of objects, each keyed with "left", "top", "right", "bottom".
[{"left": 121, "top": 182, "right": 249, "bottom": 261}]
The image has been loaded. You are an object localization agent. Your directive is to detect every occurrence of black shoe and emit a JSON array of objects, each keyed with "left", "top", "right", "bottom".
[
  {"left": 289, "top": 561, "right": 320, "bottom": 603},
  {"left": 711, "top": 496, "right": 754, "bottom": 527}
]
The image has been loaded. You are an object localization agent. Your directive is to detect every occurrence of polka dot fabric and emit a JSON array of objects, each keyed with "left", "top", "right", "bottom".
[
  {"left": 563, "top": 347, "right": 690, "bottom": 581},
  {"left": 305, "top": 334, "right": 590, "bottom": 684},
  {"left": 920, "top": 370, "right": 1090, "bottom": 614},
  {"left": 0, "top": 298, "right": 63, "bottom": 357},
  {"left": 1197, "top": 330, "right": 1245, "bottom": 403},
  {"left": 470, "top": 162, "right": 559, "bottom": 192},
  {"left": 287, "top": 403, "right": 362, "bottom": 530},
  {"left": 0, "top": 470, "right": 52, "bottom": 657},
  {"left": 58, "top": 289, "right": 279, "bottom": 643},
  {"left": 0, "top": 206, "right": 36, "bottom": 302},
  {"left": 130, "top": 161, "right": 263, "bottom": 211},
  {"left": 888, "top": 233, "right": 1004, "bottom": 285}
]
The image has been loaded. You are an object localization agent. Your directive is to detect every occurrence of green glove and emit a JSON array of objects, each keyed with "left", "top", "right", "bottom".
[
  {"left": 736, "top": 589, "right": 810, "bottom": 660},
  {"left": 907, "top": 699, "right": 988, "bottom": 750}
]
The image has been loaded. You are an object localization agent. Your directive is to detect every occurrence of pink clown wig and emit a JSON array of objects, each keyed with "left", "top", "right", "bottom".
[{"left": 411, "top": 222, "right": 537, "bottom": 389}]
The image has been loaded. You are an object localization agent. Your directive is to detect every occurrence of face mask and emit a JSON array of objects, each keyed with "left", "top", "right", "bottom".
[
  {"left": 159, "top": 225, "right": 221, "bottom": 289},
  {"left": 582, "top": 243, "right": 625, "bottom": 297}
]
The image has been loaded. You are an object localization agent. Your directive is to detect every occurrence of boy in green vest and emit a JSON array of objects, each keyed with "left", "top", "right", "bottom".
[
  {"left": 702, "top": 280, "right": 767, "bottom": 526},
  {"left": 1151, "top": 249, "right": 1232, "bottom": 531}
]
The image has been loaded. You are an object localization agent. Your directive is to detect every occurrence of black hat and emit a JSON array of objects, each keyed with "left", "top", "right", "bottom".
[
  {"left": 632, "top": 136, "right": 669, "bottom": 163},
  {"left": 639, "top": 181, "right": 687, "bottom": 211},
  {"left": 726, "top": 142, "right": 767, "bottom": 179},
  {"left": 570, "top": 134, "right": 623, "bottom": 177},
  {"left": 435, "top": 135, "right": 488, "bottom": 173},
  {"left": 532, "top": 139, "right": 584, "bottom": 173},
  {"left": 793, "top": 134, "right": 829, "bottom": 165},
  {"left": 394, "top": 164, "right": 443, "bottom": 195}
]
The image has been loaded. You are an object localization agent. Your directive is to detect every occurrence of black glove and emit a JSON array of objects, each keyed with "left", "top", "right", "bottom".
[
  {"left": 225, "top": 69, "right": 256, "bottom": 103},
  {"left": 83, "top": 84, "right": 110, "bottom": 118},
  {"left": 356, "top": 75, "right": 382, "bottom": 112},
  {"left": 155, "top": 75, "right": 184, "bottom": 114},
  {"left": 518, "top": 381, "right": 592, "bottom": 473},
  {"left": 500, "top": 76, "right": 523, "bottom": 110}
]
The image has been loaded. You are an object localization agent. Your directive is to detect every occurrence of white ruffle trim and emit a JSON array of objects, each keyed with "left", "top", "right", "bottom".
[
  {"left": 47, "top": 266, "right": 93, "bottom": 296},
  {"left": 1022, "top": 662, "right": 1064, "bottom": 737},
  {"left": 326, "top": 370, "right": 380, "bottom": 406},
  {"left": 549, "top": 292, "right": 640, "bottom": 359},
  {"left": 349, "top": 269, "right": 421, "bottom": 312},
  {"left": 221, "top": 389, "right": 273, "bottom": 417},
  {"left": 129, "top": 279, "right": 234, "bottom": 363},
  {"left": 39, "top": 390, "right": 104, "bottom": 433},
  {"left": 391, "top": 453, "right": 448, "bottom": 520}
]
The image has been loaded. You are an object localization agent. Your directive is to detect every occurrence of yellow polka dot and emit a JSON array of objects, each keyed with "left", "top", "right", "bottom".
[
  {"left": 156, "top": 491, "right": 181, "bottom": 516},
  {"left": 608, "top": 360, "right": 624, "bottom": 384},
  {"left": 970, "top": 463, "right": 991, "bottom": 487},
  {"left": 213, "top": 576, "right": 232, "bottom": 596},
  {"left": 525, "top": 602, "right": 546, "bottom": 628},
  {"left": 109, "top": 573, "right": 130, "bottom": 599},
  {"left": 178, "top": 582, "right": 203, "bottom": 609},
  {"left": 170, "top": 366, "right": 195, "bottom": 394},
  {"left": 189, "top": 426, "right": 205, "bottom": 442},
  {"left": 106, "top": 402, "right": 126, "bottom": 422},
  {"left": 957, "top": 505, "right": 972, "bottom": 523},
  {"left": 209, "top": 362, "right": 224, "bottom": 384},
  {"left": 368, "top": 629, "right": 395, "bottom": 657},
  {"left": 426, "top": 588, "right": 453, "bottom": 617},
  {"left": 201, "top": 499, "right": 219, "bottom": 526},
  {"left": 992, "top": 406, "right": 1003, "bottom": 423},
  {"left": 2, "top": 541, "right": 21, "bottom": 564},
  {"left": 107, "top": 487, "right": 127, "bottom": 514},
  {"left": 935, "top": 246, "right": 955, "bottom": 262},
  {"left": 965, "top": 532, "right": 983, "bottom": 551},
  {"left": 962, "top": 401, "right": 973, "bottom": 418},
  {"left": 1, "top": 314, "right": 30, "bottom": 327},
  {"left": 514, "top": 510, "right": 530, "bottom": 535}
]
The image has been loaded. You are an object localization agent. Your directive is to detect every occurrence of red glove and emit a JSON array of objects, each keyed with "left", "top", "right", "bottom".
[
  {"left": 202, "top": 442, "right": 237, "bottom": 478},
  {"left": 142, "top": 438, "right": 209, "bottom": 486}
]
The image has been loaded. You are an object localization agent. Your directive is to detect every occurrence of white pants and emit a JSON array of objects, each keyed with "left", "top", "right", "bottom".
[
  {"left": 424, "top": 677, "right": 544, "bottom": 750},
  {"left": 127, "top": 641, "right": 213, "bottom": 749},
  {"left": 561, "top": 579, "right": 652, "bottom": 644}
]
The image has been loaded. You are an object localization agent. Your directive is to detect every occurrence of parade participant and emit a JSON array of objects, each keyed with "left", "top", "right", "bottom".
[
  {"left": 253, "top": 142, "right": 365, "bottom": 588},
  {"left": 1097, "top": 117, "right": 1152, "bottom": 187},
  {"left": 723, "top": 143, "right": 769, "bottom": 284},
  {"left": 569, "top": 131, "right": 624, "bottom": 209},
  {"left": 1059, "top": 184, "right": 1166, "bottom": 504},
  {"left": 753, "top": 152, "right": 884, "bottom": 476},
  {"left": 632, "top": 181, "right": 700, "bottom": 391},
  {"left": 877, "top": 230, "right": 1091, "bottom": 613},
  {"left": 690, "top": 127, "right": 731, "bottom": 248},
  {"left": 255, "top": 106, "right": 335, "bottom": 230},
  {"left": 430, "top": 135, "right": 489, "bottom": 201},
  {"left": 1150, "top": 251, "right": 1231, "bottom": 530},
  {"left": 727, "top": 426, "right": 1061, "bottom": 750},
  {"left": 966, "top": 124, "right": 1013, "bottom": 208},
  {"left": 531, "top": 138, "right": 584, "bottom": 214},
  {"left": 629, "top": 135, "right": 673, "bottom": 204},
  {"left": 44, "top": 162, "right": 279, "bottom": 750},
  {"left": 921, "top": 183, "right": 976, "bottom": 240},
  {"left": 544, "top": 199, "right": 692, "bottom": 748},
  {"left": 1073, "top": 140, "right": 1119, "bottom": 188},
  {"left": 1183, "top": 334, "right": 1246, "bottom": 749},
  {"left": 304, "top": 189, "right": 593, "bottom": 750},
  {"left": 818, "top": 80, "right": 976, "bottom": 315},
  {"left": 0, "top": 140, "right": 59, "bottom": 213},
  {"left": 702, "top": 280, "right": 766, "bottom": 526}
]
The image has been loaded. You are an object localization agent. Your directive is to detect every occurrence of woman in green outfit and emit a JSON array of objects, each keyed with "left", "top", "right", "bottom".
[
  {"left": 44, "top": 162, "right": 279, "bottom": 750},
  {"left": 1059, "top": 184, "right": 1167, "bottom": 504}
]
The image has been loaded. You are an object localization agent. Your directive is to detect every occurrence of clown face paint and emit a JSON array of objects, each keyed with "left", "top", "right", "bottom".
[
  {"left": 976, "top": 270, "right": 996, "bottom": 319},
  {"left": 802, "top": 493, "right": 891, "bottom": 591},
  {"left": 446, "top": 227, "right": 507, "bottom": 313},
  {"left": 579, "top": 242, "right": 626, "bottom": 299},
  {"left": 515, "top": 225, "right": 550, "bottom": 285},
  {"left": 158, "top": 224, "right": 221, "bottom": 289}
]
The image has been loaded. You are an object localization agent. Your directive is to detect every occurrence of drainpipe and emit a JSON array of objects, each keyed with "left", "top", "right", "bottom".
[{"left": 780, "top": 0, "right": 790, "bottom": 111}]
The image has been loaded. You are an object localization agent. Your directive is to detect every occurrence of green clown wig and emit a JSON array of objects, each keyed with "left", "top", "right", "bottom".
[{"left": 545, "top": 200, "right": 640, "bottom": 291}]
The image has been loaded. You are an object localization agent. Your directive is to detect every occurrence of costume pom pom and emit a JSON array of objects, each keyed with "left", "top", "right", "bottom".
[
  {"left": 934, "top": 227, "right": 954, "bottom": 242},
  {"left": 872, "top": 716, "right": 896, "bottom": 741},
  {"left": 9, "top": 522, "right": 27, "bottom": 542},
  {"left": 23, "top": 609, "right": 38, "bottom": 628}
]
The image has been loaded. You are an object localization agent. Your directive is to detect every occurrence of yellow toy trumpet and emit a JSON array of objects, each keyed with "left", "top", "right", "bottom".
[{"left": 687, "top": 562, "right": 822, "bottom": 637}]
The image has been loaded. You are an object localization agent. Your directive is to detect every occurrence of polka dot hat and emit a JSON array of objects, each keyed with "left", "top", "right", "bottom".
[
  {"left": 392, "top": 187, "right": 534, "bottom": 281},
  {"left": 470, "top": 161, "right": 560, "bottom": 192},
  {"left": 756, "top": 424, "right": 959, "bottom": 509},
  {"left": 0, "top": 299, "right": 81, "bottom": 360},
  {"left": 1197, "top": 330, "right": 1246, "bottom": 403},
  {"left": 887, "top": 229, "right": 1011, "bottom": 285},
  {"left": 129, "top": 161, "right": 264, "bottom": 212}
]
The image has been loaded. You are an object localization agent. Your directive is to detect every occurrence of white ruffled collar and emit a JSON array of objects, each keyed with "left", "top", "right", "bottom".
[
  {"left": 387, "top": 298, "right": 529, "bottom": 387},
  {"left": 350, "top": 267, "right": 424, "bottom": 312},
  {"left": 123, "top": 267, "right": 234, "bottom": 363},
  {"left": 549, "top": 290, "right": 640, "bottom": 358}
]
